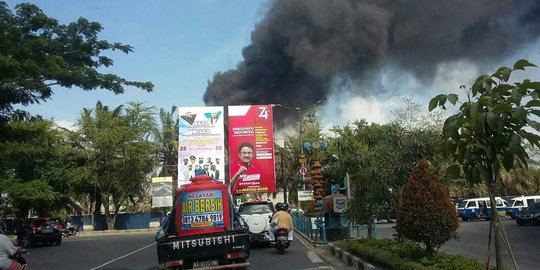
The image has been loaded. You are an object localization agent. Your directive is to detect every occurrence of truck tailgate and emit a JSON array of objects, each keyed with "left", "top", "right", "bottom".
[{"left": 157, "top": 228, "right": 250, "bottom": 264}]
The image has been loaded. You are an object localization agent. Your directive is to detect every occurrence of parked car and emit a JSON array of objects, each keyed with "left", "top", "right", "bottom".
[
  {"left": 456, "top": 197, "right": 508, "bottom": 221},
  {"left": 238, "top": 200, "right": 274, "bottom": 245},
  {"left": 516, "top": 202, "right": 540, "bottom": 226},
  {"left": 21, "top": 218, "right": 63, "bottom": 247},
  {"left": 506, "top": 195, "right": 540, "bottom": 219}
]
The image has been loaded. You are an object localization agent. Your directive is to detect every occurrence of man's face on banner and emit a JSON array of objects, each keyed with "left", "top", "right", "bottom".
[{"left": 239, "top": 146, "right": 253, "bottom": 164}]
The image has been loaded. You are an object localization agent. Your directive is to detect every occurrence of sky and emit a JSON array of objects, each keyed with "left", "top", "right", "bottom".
[{"left": 6, "top": 0, "right": 540, "bottom": 132}]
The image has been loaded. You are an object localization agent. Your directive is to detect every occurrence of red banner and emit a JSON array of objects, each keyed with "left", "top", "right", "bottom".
[{"left": 228, "top": 105, "right": 275, "bottom": 194}]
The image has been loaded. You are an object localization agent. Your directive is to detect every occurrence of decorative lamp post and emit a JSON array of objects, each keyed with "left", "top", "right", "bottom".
[
  {"left": 273, "top": 100, "right": 324, "bottom": 190},
  {"left": 309, "top": 141, "right": 325, "bottom": 203},
  {"left": 304, "top": 140, "right": 328, "bottom": 243}
]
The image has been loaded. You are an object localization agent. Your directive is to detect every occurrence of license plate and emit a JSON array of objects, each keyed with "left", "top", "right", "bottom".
[
  {"left": 42, "top": 228, "right": 53, "bottom": 233},
  {"left": 193, "top": 260, "right": 218, "bottom": 269},
  {"left": 277, "top": 235, "right": 287, "bottom": 241}
]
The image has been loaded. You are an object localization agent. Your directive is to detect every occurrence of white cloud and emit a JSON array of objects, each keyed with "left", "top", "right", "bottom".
[
  {"left": 430, "top": 60, "right": 480, "bottom": 95},
  {"left": 337, "top": 95, "right": 401, "bottom": 125},
  {"left": 54, "top": 120, "right": 77, "bottom": 131}
]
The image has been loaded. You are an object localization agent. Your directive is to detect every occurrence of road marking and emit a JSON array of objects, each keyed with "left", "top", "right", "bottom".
[
  {"left": 88, "top": 242, "right": 156, "bottom": 270},
  {"left": 306, "top": 251, "right": 324, "bottom": 263}
]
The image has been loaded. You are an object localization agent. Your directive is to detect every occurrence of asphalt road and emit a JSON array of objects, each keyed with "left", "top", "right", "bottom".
[
  {"left": 19, "top": 218, "right": 537, "bottom": 269},
  {"left": 20, "top": 231, "right": 353, "bottom": 270},
  {"left": 366, "top": 218, "right": 539, "bottom": 270}
]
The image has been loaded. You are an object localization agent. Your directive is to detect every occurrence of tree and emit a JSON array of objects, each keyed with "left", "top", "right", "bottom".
[
  {"left": 0, "top": 118, "right": 71, "bottom": 218},
  {"left": 155, "top": 106, "right": 179, "bottom": 184},
  {"left": 429, "top": 59, "right": 540, "bottom": 269},
  {"left": 323, "top": 98, "right": 446, "bottom": 239},
  {"left": 76, "top": 101, "right": 158, "bottom": 229},
  {"left": 0, "top": 2, "right": 153, "bottom": 122},
  {"left": 396, "top": 159, "right": 459, "bottom": 253},
  {"left": 326, "top": 121, "right": 400, "bottom": 238}
]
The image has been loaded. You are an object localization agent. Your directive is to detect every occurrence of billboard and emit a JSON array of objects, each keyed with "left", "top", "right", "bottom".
[
  {"left": 151, "top": 176, "right": 173, "bottom": 208},
  {"left": 228, "top": 105, "right": 275, "bottom": 194},
  {"left": 178, "top": 106, "right": 225, "bottom": 186}
]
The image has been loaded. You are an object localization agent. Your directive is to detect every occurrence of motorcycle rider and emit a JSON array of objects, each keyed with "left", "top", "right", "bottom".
[
  {"left": 0, "top": 220, "right": 27, "bottom": 270},
  {"left": 269, "top": 202, "right": 294, "bottom": 241}
]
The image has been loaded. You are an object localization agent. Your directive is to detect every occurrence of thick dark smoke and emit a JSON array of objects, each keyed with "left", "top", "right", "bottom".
[{"left": 203, "top": 0, "right": 540, "bottom": 126}]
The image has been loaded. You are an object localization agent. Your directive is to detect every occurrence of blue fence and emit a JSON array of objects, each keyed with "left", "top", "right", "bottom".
[
  {"left": 292, "top": 213, "right": 327, "bottom": 244},
  {"left": 71, "top": 213, "right": 152, "bottom": 231}
]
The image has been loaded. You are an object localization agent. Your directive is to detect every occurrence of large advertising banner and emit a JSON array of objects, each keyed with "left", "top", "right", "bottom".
[
  {"left": 178, "top": 106, "right": 225, "bottom": 186},
  {"left": 228, "top": 105, "right": 275, "bottom": 194}
]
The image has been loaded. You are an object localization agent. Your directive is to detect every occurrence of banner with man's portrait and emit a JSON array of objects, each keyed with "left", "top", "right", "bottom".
[
  {"left": 228, "top": 105, "right": 275, "bottom": 194},
  {"left": 178, "top": 106, "right": 225, "bottom": 187}
]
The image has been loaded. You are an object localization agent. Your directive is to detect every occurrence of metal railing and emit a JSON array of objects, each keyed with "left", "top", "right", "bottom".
[{"left": 292, "top": 213, "right": 327, "bottom": 244}]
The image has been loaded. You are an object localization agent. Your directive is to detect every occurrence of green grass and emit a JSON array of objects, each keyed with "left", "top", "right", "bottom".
[{"left": 339, "top": 238, "right": 496, "bottom": 270}]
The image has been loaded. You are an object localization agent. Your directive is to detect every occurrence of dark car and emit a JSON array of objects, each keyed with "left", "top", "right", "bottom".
[
  {"left": 516, "top": 202, "right": 540, "bottom": 226},
  {"left": 21, "top": 218, "right": 63, "bottom": 247}
]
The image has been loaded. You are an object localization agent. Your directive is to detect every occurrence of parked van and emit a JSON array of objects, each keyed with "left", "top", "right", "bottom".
[
  {"left": 505, "top": 195, "right": 540, "bottom": 219},
  {"left": 457, "top": 197, "right": 508, "bottom": 221}
]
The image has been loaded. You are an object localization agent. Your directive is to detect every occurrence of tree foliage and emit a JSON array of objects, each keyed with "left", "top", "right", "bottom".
[
  {"left": 0, "top": 1, "right": 153, "bottom": 121},
  {"left": 76, "top": 101, "right": 158, "bottom": 229},
  {"left": 396, "top": 159, "right": 459, "bottom": 253},
  {"left": 325, "top": 121, "right": 400, "bottom": 238},
  {"left": 429, "top": 59, "right": 540, "bottom": 269},
  {"left": 155, "top": 106, "right": 179, "bottom": 182},
  {"left": 0, "top": 118, "right": 71, "bottom": 217},
  {"left": 429, "top": 59, "right": 540, "bottom": 182},
  {"left": 323, "top": 99, "right": 445, "bottom": 238}
]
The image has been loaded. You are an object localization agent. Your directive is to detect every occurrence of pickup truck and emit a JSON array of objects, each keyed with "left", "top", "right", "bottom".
[{"left": 156, "top": 175, "right": 250, "bottom": 269}]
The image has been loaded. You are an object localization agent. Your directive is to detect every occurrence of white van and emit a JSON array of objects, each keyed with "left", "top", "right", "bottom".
[
  {"left": 505, "top": 195, "right": 540, "bottom": 219},
  {"left": 456, "top": 197, "right": 508, "bottom": 221}
]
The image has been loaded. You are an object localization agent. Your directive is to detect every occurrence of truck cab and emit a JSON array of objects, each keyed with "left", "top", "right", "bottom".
[{"left": 156, "top": 175, "right": 250, "bottom": 269}]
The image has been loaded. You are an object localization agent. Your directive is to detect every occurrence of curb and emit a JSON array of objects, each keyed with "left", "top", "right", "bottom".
[
  {"left": 293, "top": 228, "right": 380, "bottom": 270},
  {"left": 327, "top": 242, "right": 379, "bottom": 270}
]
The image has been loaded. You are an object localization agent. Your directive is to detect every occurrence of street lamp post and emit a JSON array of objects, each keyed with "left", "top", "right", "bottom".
[
  {"left": 294, "top": 99, "right": 324, "bottom": 159},
  {"left": 273, "top": 100, "right": 324, "bottom": 200}
]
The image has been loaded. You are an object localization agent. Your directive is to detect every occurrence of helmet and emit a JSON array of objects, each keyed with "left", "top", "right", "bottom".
[
  {"left": 0, "top": 220, "right": 6, "bottom": 234},
  {"left": 276, "top": 202, "right": 289, "bottom": 211}
]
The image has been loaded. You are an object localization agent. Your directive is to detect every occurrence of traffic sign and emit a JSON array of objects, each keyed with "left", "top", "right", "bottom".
[
  {"left": 299, "top": 167, "right": 307, "bottom": 175},
  {"left": 298, "top": 154, "right": 306, "bottom": 164},
  {"left": 298, "top": 190, "right": 314, "bottom": 201}
]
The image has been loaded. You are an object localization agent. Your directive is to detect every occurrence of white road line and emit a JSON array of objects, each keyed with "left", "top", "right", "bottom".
[
  {"left": 306, "top": 250, "right": 324, "bottom": 263},
  {"left": 88, "top": 242, "right": 156, "bottom": 270}
]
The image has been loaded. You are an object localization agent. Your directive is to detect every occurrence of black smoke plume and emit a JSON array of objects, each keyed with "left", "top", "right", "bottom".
[{"left": 203, "top": 0, "right": 540, "bottom": 126}]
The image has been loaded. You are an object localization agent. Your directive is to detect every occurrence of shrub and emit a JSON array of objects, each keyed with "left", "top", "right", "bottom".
[
  {"left": 396, "top": 159, "right": 459, "bottom": 253},
  {"left": 343, "top": 238, "right": 492, "bottom": 270}
]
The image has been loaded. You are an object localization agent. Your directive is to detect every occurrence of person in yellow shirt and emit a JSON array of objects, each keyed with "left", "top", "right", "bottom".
[{"left": 269, "top": 202, "right": 293, "bottom": 241}]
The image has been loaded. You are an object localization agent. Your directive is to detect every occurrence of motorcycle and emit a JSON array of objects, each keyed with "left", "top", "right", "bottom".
[
  {"left": 16, "top": 226, "right": 30, "bottom": 247},
  {"left": 10, "top": 252, "right": 28, "bottom": 270},
  {"left": 62, "top": 225, "right": 79, "bottom": 237},
  {"left": 273, "top": 228, "right": 290, "bottom": 254}
]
